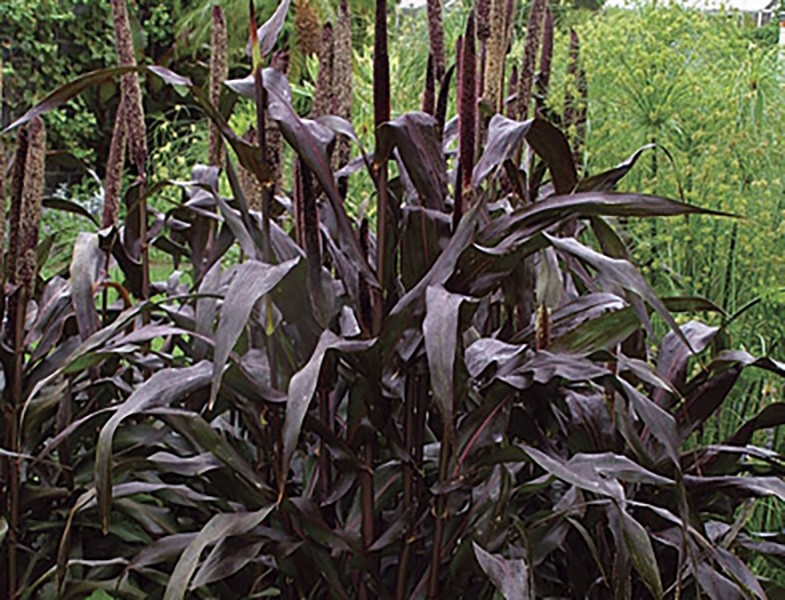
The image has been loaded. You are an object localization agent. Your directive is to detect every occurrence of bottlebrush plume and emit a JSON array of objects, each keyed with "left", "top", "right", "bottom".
[
  {"left": 537, "top": 6, "right": 553, "bottom": 106},
  {"left": 426, "top": 0, "right": 446, "bottom": 83},
  {"left": 102, "top": 98, "right": 127, "bottom": 229},
  {"left": 208, "top": 5, "right": 228, "bottom": 168},
  {"left": 482, "top": 0, "right": 506, "bottom": 113},
  {"left": 18, "top": 119, "right": 45, "bottom": 280},
  {"left": 294, "top": 0, "right": 322, "bottom": 57},
  {"left": 422, "top": 54, "right": 436, "bottom": 115},
  {"left": 458, "top": 12, "right": 477, "bottom": 218},
  {"left": 269, "top": 51, "right": 290, "bottom": 194},
  {"left": 334, "top": 0, "right": 353, "bottom": 173},
  {"left": 312, "top": 23, "right": 335, "bottom": 118},
  {"left": 477, "top": 0, "right": 491, "bottom": 43},
  {"left": 110, "top": 0, "right": 147, "bottom": 174},
  {"left": 374, "top": 0, "right": 390, "bottom": 129},
  {"left": 240, "top": 127, "right": 264, "bottom": 211},
  {"left": 506, "top": 64, "right": 518, "bottom": 118},
  {"left": 6, "top": 117, "right": 45, "bottom": 339},
  {"left": 515, "top": 0, "right": 547, "bottom": 121},
  {"left": 0, "top": 58, "right": 5, "bottom": 274},
  {"left": 535, "top": 304, "right": 551, "bottom": 350},
  {"left": 6, "top": 127, "right": 28, "bottom": 286},
  {"left": 299, "top": 159, "right": 322, "bottom": 270}
]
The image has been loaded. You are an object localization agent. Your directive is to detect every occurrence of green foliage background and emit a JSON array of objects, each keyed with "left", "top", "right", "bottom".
[{"left": 573, "top": 5, "right": 785, "bottom": 351}]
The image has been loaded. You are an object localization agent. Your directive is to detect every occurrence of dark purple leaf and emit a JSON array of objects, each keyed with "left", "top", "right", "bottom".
[
  {"left": 725, "top": 402, "right": 785, "bottom": 446},
  {"left": 424, "top": 286, "right": 473, "bottom": 444},
  {"left": 191, "top": 539, "right": 264, "bottom": 589},
  {"left": 282, "top": 331, "right": 374, "bottom": 494},
  {"left": 96, "top": 362, "right": 213, "bottom": 534},
  {"left": 210, "top": 258, "right": 299, "bottom": 408},
  {"left": 676, "top": 366, "right": 742, "bottom": 442},
  {"left": 263, "top": 69, "right": 378, "bottom": 295},
  {"left": 129, "top": 533, "right": 198, "bottom": 570},
  {"left": 473, "top": 542, "right": 531, "bottom": 600},
  {"left": 246, "top": 0, "right": 292, "bottom": 57},
  {"left": 544, "top": 233, "right": 684, "bottom": 346},
  {"left": 43, "top": 197, "right": 99, "bottom": 226},
  {"left": 522, "top": 445, "right": 624, "bottom": 500},
  {"left": 654, "top": 321, "right": 719, "bottom": 409},
  {"left": 619, "top": 508, "right": 664, "bottom": 599},
  {"left": 164, "top": 506, "right": 274, "bottom": 600},
  {"left": 377, "top": 112, "right": 447, "bottom": 210},
  {"left": 577, "top": 144, "right": 656, "bottom": 192},
  {"left": 473, "top": 115, "right": 532, "bottom": 188}
]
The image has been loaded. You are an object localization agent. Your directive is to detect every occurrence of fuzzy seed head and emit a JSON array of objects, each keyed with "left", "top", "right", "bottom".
[
  {"left": 516, "top": 0, "right": 548, "bottom": 121},
  {"left": 111, "top": 0, "right": 148, "bottom": 173},
  {"left": 239, "top": 127, "right": 264, "bottom": 212},
  {"left": 294, "top": 0, "right": 322, "bottom": 57},
  {"left": 333, "top": 0, "right": 353, "bottom": 172},
  {"left": 426, "top": 0, "right": 446, "bottom": 83},
  {"left": 312, "top": 23, "right": 335, "bottom": 118},
  {"left": 19, "top": 248, "right": 37, "bottom": 295},
  {"left": 477, "top": 0, "right": 491, "bottom": 42},
  {"left": 20, "top": 118, "right": 45, "bottom": 260},
  {"left": 374, "top": 0, "right": 391, "bottom": 130},
  {"left": 7, "top": 118, "right": 45, "bottom": 288},
  {"left": 334, "top": 1, "right": 353, "bottom": 119},
  {"left": 422, "top": 54, "right": 436, "bottom": 115},
  {"left": 103, "top": 99, "right": 127, "bottom": 228},
  {"left": 538, "top": 6, "right": 554, "bottom": 102},
  {"left": 7, "top": 127, "right": 28, "bottom": 285},
  {"left": 209, "top": 5, "right": 228, "bottom": 168},
  {"left": 458, "top": 12, "right": 477, "bottom": 202},
  {"left": 482, "top": 0, "right": 507, "bottom": 113},
  {"left": 0, "top": 136, "right": 5, "bottom": 275}
]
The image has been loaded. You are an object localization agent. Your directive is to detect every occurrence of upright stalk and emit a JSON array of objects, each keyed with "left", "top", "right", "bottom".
[
  {"left": 373, "top": 0, "right": 391, "bottom": 333},
  {"left": 396, "top": 372, "right": 418, "bottom": 600},
  {"left": 110, "top": 0, "right": 149, "bottom": 298},
  {"left": 361, "top": 3, "right": 390, "bottom": 595},
  {"left": 250, "top": 1, "right": 282, "bottom": 495},
  {"left": 4, "top": 117, "right": 45, "bottom": 600},
  {"left": 427, "top": 420, "right": 451, "bottom": 598}
]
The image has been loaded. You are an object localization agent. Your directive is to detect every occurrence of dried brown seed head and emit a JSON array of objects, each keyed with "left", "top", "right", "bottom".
[
  {"left": 294, "top": 0, "right": 322, "bottom": 57},
  {"left": 110, "top": 0, "right": 148, "bottom": 173}
]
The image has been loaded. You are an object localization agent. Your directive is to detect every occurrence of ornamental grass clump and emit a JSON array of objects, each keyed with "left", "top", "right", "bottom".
[{"left": 2, "top": 1, "right": 785, "bottom": 599}]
